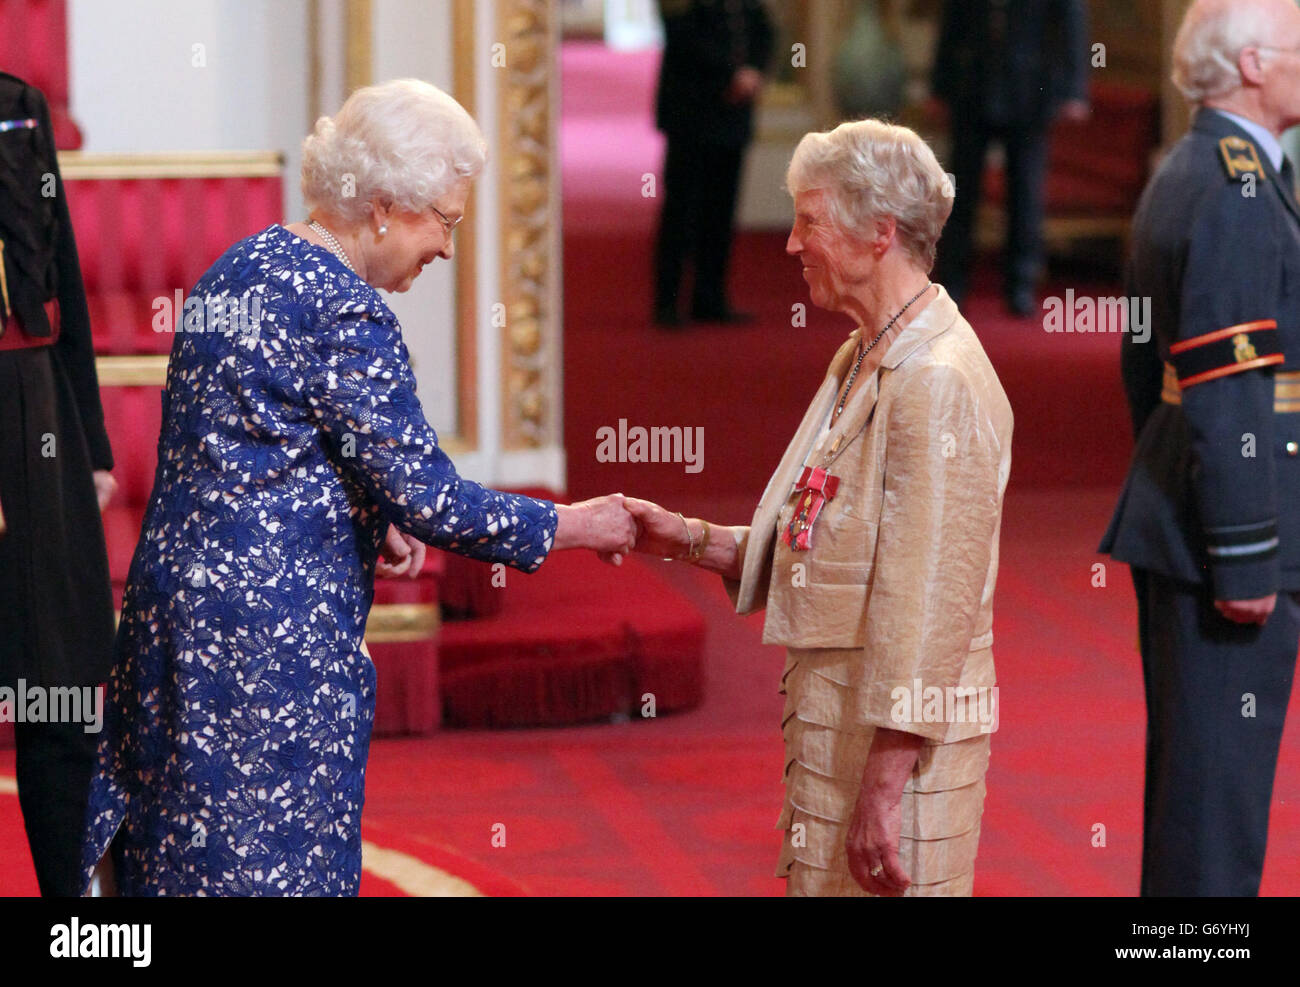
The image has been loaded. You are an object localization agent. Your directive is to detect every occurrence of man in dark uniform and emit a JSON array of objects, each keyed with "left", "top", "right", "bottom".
[
  {"left": 1100, "top": 0, "right": 1300, "bottom": 896},
  {"left": 931, "top": 0, "right": 1090, "bottom": 315},
  {"left": 0, "top": 72, "right": 117, "bottom": 896},
  {"left": 652, "top": 0, "right": 773, "bottom": 327}
]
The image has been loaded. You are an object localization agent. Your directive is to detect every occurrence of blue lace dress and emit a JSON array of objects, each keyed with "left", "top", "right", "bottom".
[{"left": 80, "top": 225, "right": 557, "bottom": 895}]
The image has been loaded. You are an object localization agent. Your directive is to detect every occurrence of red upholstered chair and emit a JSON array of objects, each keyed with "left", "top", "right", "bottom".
[
  {"left": 368, "top": 556, "right": 444, "bottom": 735},
  {"left": 0, "top": 0, "right": 82, "bottom": 148},
  {"left": 97, "top": 385, "right": 161, "bottom": 609},
  {"left": 437, "top": 550, "right": 706, "bottom": 729},
  {"left": 66, "top": 170, "right": 285, "bottom": 354},
  {"left": 981, "top": 80, "right": 1161, "bottom": 253}
]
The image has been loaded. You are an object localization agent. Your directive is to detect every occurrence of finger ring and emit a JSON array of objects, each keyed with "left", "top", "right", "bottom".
[{"left": 869, "top": 864, "right": 883, "bottom": 878}]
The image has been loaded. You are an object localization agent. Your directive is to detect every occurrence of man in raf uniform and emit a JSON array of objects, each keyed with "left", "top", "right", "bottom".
[
  {"left": 1101, "top": 0, "right": 1300, "bottom": 896},
  {"left": 0, "top": 72, "right": 117, "bottom": 896},
  {"left": 651, "top": 0, "right": 773, "bottom": 327}
]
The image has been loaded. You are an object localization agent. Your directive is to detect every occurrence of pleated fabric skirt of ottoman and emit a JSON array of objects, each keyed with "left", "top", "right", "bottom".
[{"left": 775, "top": 647, "right": 993, "bottom": 897}]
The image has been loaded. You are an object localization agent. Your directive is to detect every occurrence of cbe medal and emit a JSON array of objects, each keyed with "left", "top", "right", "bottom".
[{"left": 781, "top": 465, "right": 839, "bottom": 551}]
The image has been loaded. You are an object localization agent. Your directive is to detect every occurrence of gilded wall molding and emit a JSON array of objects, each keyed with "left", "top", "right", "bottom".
[
  {"left": 345, "top": 0, "right": 373, "bottom": 95},
  {"left": 496, "top": 0, "right": 558, "bottom": 449},
  {"left": 454, "top": 0, "right": 480, "bottom": 449}
]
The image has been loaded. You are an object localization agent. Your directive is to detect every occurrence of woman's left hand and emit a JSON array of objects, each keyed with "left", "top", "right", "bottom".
[
  {"left": 376, "top": 524, "right": 427, "bottom": 579},
  {"left": 845, "top": 782, "right": 910, "bottom": 896},
  {"left": 844, "top": 727, "right": 924, "bottom": 895}
]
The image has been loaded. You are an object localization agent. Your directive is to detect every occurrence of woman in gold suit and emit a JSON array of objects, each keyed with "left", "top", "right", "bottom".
[{"left": 627, "top": 119, "right": 1013, "bottom": 896}]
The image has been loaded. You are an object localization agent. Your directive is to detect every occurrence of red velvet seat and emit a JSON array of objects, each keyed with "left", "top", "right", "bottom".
[
  {"left": 67, "top": 174, "right": 284, "bottom": 353},
  {"left": 438, "top": 551, "right": 705, "bottom": 728}
]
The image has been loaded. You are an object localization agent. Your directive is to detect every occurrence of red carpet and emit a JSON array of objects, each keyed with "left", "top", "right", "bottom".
[{"left": 2, "top": 41, "right": 1297, "bottom": 896}]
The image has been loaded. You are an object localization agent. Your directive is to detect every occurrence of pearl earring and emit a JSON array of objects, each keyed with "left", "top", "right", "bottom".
[{"left": 378, "top": 224, "right": 388, "bottom": 235}]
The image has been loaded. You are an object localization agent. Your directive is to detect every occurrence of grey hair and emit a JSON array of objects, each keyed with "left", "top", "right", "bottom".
[
  {"left": 301, "top": 78, "right": 487, "bottom": 224},
  {"left": 1172, "top": 0, "right": 1281, "bottom": 103},
  {"left": 785, "top": 118, "right": 954, "bottom": 273}
]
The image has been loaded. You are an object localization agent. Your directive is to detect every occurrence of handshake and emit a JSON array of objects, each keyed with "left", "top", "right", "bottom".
[
  {"left": 551, "top": 493, "right": 711, "bottom": 567},
  {"left": 376, "top": 493, "right": 729, "bottom": 581}
]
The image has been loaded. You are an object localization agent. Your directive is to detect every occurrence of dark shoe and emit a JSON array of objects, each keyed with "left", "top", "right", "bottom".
[
  {"left": 653, "top": 306, "right": 685, "bottom": 328},
  {"left": 691, "top": 307, "right": 755, "bottom": 325},
  {"left": 1006, "top": 286, "right": 1036, "bottom": 318}
]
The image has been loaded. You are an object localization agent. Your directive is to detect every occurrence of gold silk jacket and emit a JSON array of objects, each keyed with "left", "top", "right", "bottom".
[{"left": 726, "top": 285, "right": 1013, "bottom": 743}]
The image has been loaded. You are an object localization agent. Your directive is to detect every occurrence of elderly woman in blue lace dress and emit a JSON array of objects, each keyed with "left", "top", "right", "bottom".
[{"left": 81, "top": 79, "right": 636, "bottom": 896}]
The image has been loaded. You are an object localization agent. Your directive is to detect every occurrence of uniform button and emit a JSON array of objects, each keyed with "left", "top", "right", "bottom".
[{"left": 1288, "top": 441, "right": 1299, "bottom": 456}]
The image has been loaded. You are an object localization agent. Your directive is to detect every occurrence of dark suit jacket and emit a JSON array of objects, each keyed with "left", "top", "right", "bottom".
[
  {"left": 0, "top": 71, "right": 111, "bottom": 470},
  {"left": 655, "top": 0, "right": 774, "bottom": 146},
  {"left": 932, "top": 0, "right": 1089, "bottom": 127},
  {"left": 1101, "top": 109, "right": 1300, "bottom": 599}
]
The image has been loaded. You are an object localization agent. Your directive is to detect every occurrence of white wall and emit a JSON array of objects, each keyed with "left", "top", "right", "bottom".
[
  {"left": 69, "top": 0, "right": 311, "bottom": 223},
  {"left": 369, "top": 0, "right": 457, "bottom": 436}
]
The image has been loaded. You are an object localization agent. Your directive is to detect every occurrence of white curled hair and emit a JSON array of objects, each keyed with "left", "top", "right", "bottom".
[
  {"left": 301, "top": 78, "right": 486, "bottom": 224},
  {"left": 785, "top": 118, "right": 954, "bottom": 273},
  {"left": 1172, "top": 0, "right": 1281, "bottom": 103}
]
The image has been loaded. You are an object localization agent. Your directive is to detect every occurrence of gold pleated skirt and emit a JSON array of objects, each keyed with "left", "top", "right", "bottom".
[{"left": 776, "top": 647, "right": 992, "bottom": 897}]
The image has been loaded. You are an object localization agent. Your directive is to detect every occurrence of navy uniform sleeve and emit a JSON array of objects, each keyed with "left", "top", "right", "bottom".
[
  {"left": 1177, "top": 179, "right": 1284, "bottom": 600},
  {"left": 302, "top": 300, "right": 558, "bottom": 572},
  {"left": 37, "top": 85, "right": 114, "bottom": 472},
  {"left": 1120, "top": 253, "right": 1163, "bottom": 436}
]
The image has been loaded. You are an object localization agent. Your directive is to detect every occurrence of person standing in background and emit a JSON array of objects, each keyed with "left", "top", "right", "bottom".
[
  {"left": 652, "top": 0, "right": 774, "bottom": 327},
  {"left": 1101, "top": 0, "right": 1300, "bottom": 896},
  {"left": 930, "top": 0, "right": 1090, "bottom": 315},
  {"left": 0, "top": 71, "right": 117, "bottom": 896}
]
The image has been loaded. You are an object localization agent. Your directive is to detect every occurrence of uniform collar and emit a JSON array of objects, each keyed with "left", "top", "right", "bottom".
[{"left": 1203, "top": 107, "right": 1285, "bottom": 171}]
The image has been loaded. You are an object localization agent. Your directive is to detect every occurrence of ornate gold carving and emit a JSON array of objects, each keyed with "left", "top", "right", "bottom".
[{"left": 496, "top": 0, "right": 557, "bottom": 449}]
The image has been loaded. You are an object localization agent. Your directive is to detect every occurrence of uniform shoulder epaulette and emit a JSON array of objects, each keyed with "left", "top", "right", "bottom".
[{"left": 1219, "top": 135, "right": 1266, "bottom": 181}]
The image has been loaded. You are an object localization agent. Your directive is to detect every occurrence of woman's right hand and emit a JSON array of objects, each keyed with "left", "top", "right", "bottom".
[
  {"left": 623, "top": 498, "right": 691, "bottom": 559},
  {"left": 552, "top": 494, "right": 638, "bottom": 561}
]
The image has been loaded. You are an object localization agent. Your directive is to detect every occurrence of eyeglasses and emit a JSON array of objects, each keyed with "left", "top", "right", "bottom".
[{"left": 430, "top": 204, "right": 464, "bottom": 237}]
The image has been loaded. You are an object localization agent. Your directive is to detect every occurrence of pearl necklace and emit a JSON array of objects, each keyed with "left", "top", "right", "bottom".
[
  {"left": 834, "top": 282, "right": 932, "bottom": 421},
  {"left": 308, "top": 220, "right": 356, "bottom": 273}
]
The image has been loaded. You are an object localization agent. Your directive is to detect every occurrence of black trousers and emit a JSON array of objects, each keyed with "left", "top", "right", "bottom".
[
  {"left": 1132, "top": 568, "right": 1300, "bottom": 896},
  {"left": 14, "top": 718, "right": 100, "bottom": 896},
  {"left": 653, "top": 135, "right": 745, "bottom": 317},
  {"left": 936, "top": 118, "right": 1050, "bottom": 303}
]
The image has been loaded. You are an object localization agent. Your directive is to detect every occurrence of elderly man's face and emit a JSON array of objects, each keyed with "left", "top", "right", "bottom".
[
  {"left": 1257, "top": 2, "right": 1300, "bottom": 129},
  {"left": 372, "top": 177, "right": 471, "bottom": 293},
  {"left": 787, "top": 189, "right": 874, "bottom": 315}
]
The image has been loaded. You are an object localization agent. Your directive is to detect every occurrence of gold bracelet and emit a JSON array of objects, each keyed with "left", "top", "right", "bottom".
[
  {"left": 689, "top": 519, "right": 711, "bottom": 564},
  {"left": 673, "top": 511, "right": 694, "bottom": 562}
]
